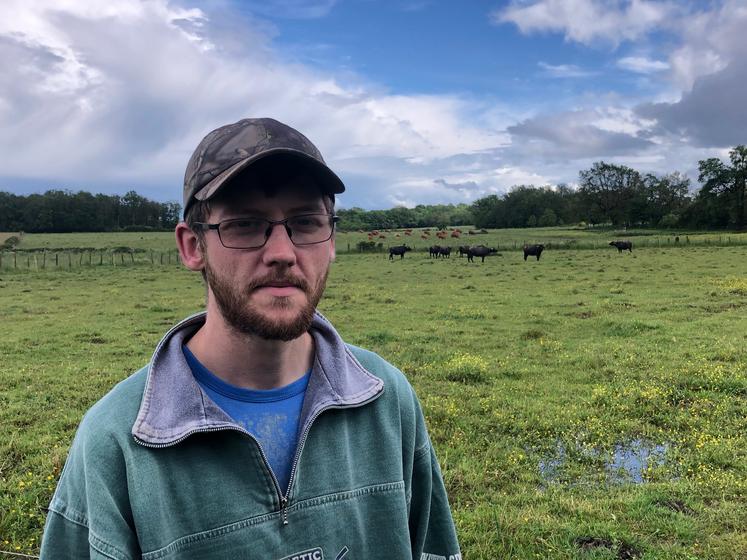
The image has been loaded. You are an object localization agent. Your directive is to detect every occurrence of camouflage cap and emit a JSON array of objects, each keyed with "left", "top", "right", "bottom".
[{"left": 183, "top": 118, "right": 345, "bottom": 217}]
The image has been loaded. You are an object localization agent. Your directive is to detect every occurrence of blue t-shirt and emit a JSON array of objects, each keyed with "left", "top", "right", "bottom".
[{"left": 182, "top": 345, "right": 310, "bottom": 492}]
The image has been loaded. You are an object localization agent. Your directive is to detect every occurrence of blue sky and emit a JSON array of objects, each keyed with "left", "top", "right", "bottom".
[{"left": 1, "top": 0, "right": 745, "bottom": 210}]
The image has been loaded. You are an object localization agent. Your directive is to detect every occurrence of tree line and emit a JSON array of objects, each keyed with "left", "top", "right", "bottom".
[
  {"left": 1, "top": 146, "right": 744, "bottom": 233},
  {"left": 0, "top": 190, "right": 181, "bottom": 233},
  {"left": 342, "top": 146, "right": 745, "bottom": 232},
  {"left": 471, "top": 145, "right": 746, "bottom": 231}
]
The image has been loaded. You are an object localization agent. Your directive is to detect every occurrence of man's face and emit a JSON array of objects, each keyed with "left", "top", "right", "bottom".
[{"left": 200, "top": 180, "right": 335, "bottom": 341}]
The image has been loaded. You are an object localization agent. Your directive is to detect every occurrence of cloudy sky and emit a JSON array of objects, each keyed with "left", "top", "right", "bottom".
[{"left": 1, "top": 0, "right": 745, "bottom": 210}]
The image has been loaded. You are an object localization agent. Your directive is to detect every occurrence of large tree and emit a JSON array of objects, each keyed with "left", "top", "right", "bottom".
[
  {"left": 642, "top": 171, "right": 691, "bottom": 226},
  {"left": 698, "top": 145, "right": 747, "bottom": 230},
  {"left": 578, "top": 162, "right": 645, "bottom": 226}
]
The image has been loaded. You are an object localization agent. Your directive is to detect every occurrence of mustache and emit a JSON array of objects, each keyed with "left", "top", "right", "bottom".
[{"left": 247, "top": 274, "right": 310, "bottom": 292}]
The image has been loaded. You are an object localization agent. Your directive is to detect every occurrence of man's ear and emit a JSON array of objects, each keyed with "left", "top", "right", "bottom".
[
  {"left": 175, "top": 223, "right": 205, "bottom": 271},
  {"left": 329, "top": 235, "right": 336, "bottom": 262}
]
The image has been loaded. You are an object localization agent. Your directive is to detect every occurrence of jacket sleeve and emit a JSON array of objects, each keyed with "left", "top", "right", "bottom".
[
  {"left": 408, "top": 430, "right": 462, "bottom": 559},
  {"left": 39, "top": 415, "right": 140, "bottom": 560}
]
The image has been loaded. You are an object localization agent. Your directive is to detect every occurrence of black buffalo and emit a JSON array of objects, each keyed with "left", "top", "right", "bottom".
[
  {"left": 523, "top": 244, "right": 545, "bottom": 261},
  {"left": 609, "top": 241, "right": 632, "bottom": 253},
  {"left": 457, "top": 245, "right": 471, "bottom": 257},
  {"left": 438, "top": 246, "right": 451, "bottom": 258},
  {"left": 389, "top": 245, "right": 412, "bottom": 260},
  {"left": 429, "top": 245, "right": 443, "bottom": 258},
  {"left": 467, "top": 245, "right": 497, "bottom": 263}
]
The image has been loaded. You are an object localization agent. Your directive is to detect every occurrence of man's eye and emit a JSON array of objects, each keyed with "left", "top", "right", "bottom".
[
  {"left": 290, "top": 216, "right": 322, "bottom": 228},
  {"left": 224, "top": 219, "right": 263, "bottom": 232}
]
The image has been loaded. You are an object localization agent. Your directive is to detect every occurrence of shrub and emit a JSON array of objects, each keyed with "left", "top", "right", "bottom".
[
  {"left": 1, "top": 236, "right": 20, "bottom": 249},
  {"left": 356, "top": 240, "right": 378, "bottom": 252}
]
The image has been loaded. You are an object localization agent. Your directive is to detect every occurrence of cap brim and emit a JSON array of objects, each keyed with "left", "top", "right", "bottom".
[{"left": 192, "top": 148, "right": 345, "bottom": 204}]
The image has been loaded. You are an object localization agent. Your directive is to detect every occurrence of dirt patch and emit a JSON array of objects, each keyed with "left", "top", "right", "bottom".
[
  {"left": 655, "top": 498, "right": 696, "bottom": 515},
  {"left": 575, "top": 537, "right": 640, "bottom": 559},
  {"left": 521, "top": 328, "right": 545, "bottom": 340}
]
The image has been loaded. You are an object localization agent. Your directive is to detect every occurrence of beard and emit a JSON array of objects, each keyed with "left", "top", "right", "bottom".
[{"left": 205, "top": 260, "right": 328, "bottom": 342}]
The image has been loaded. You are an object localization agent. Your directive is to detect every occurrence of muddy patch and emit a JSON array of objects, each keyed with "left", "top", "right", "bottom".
[
  {"left": 575, "top": 536, "right": 640, "bottom": 559},
  {"left": 539, "top": 438, "right": 669, "bottom": 485}
]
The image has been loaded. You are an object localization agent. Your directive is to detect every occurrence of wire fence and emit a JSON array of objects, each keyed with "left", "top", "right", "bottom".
[
  {"left": 0, "top": 249, "right": 182, "bottom": 271},
  {"left": 348, "top": 235, "right": 747, "bottom": 255},
  {"left": 1, "top": 235, "right": 746, "bottom": 270}
]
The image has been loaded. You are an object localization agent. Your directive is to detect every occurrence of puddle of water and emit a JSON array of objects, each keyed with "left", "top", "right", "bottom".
[
  {"left": 607, "top": 439, "right": 668, "bottom": 483},
  {"left": 538, "top": 438, "right": 669, "bottom": 485}
]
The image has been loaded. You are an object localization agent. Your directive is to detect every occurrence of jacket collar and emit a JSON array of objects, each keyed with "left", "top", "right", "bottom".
[{"left": 132, "top": 311, "right": 384, "bottom": 446}]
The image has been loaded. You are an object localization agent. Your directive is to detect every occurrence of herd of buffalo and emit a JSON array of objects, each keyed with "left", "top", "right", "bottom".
[{"left": 388, "top": 241, "right": 633, "bottom": 261}]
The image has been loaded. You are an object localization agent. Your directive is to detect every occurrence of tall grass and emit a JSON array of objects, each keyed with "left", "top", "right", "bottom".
[{"left": 1, "top": 242, "right": 746, "bottom": 557}]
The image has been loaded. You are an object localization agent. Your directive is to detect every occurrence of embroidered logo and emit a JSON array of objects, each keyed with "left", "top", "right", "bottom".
[
  {"left": 421, "top": 554, "right": 462, "bottom": 560},
  {"left": 279, "top": 548, "right": 323, "bottom": 560}
]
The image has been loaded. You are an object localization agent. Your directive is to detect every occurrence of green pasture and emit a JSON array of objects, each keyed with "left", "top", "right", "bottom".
[
  {"left": 1, "top": 241, "right": 746, "bottom": 558},
  {"left": 6, "top": 227, "right": 747, "bottom": 258},
  {"left": 332, "top": 226, "right": 747, "bottom": 253}
]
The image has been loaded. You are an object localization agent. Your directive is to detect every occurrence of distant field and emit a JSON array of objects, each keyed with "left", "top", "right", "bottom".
[
  {"left": 335, "top": 226, "right": 747, "bottom": 253},
  {"left": 1, "top": 239, "right": 746, "bottom": 557},
  {"left": 10, "top": 227, "right": 747, "bottom": 256},
  {"left": 15, "top": 231, "right": 178, "bottom": 251}
]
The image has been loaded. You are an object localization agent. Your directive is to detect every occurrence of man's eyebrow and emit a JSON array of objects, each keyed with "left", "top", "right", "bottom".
[{"left": 286, "top": 204, "right": 327, "bottom": 214}]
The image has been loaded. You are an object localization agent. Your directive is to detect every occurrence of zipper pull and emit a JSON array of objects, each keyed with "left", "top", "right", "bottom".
[{"left": 280, "top": 496, "right": 289, "bottom": 526}]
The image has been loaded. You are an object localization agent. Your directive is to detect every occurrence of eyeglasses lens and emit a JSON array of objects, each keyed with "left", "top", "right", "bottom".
[{"left": 218, "top": 215, "right": 334, "bottom": 249}]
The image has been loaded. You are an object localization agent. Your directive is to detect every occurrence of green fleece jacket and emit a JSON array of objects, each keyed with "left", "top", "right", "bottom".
[{"left": 40, "top": 312, "right": 461, "bottom": 559}]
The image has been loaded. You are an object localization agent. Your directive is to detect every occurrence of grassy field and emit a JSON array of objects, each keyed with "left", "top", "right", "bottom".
[
  {"left": 1, "top": 235, "right": 746, "bottom": 558},
  {"left": 7, "top": 226, "right": 747, "bottom": 256}
]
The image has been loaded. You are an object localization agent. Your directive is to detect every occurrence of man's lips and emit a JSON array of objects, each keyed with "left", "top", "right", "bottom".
[
  {"left": 259, "top": 286, "right": 299, "bottom": 296},
  {"left": 253, "top": 282, "right": 305, "bottom": 296}
]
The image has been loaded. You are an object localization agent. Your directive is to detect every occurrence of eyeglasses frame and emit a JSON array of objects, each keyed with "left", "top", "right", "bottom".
[{"left": 192, "top": 213, "right": 340, "bottom": 249}]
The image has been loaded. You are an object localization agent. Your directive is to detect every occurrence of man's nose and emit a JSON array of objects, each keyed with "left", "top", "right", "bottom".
[{"left": 261, "top": 223, "right": 297, "bottom": 265}]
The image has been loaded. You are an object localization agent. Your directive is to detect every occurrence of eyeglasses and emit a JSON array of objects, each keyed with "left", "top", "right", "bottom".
[{"left": 193, "top": 213, "right": 339, "bottom": 249}]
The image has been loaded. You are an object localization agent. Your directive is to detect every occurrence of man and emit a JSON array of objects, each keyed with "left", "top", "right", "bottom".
[{"left": 41, "top": 118, "right": 461, "bottom": 559}]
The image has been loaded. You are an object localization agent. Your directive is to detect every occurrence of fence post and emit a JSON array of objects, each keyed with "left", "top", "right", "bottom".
[
  {"left": 14, "top": 251, "right": 17, "bottom": 268},
  {"left": 0, "top": 251, "right": 2, "bottom": 269},
  {"left": 68, "top": 253, "right": 71, "bottom": 269},
  {"left": 150, "top": 250, "right": 154, "bottom": 265},
  {"left": 55, "top": 253, "right": 59, "bottom": 267},
  {"left": 130, "top": 251, "right": 135, "bottom": 264}
]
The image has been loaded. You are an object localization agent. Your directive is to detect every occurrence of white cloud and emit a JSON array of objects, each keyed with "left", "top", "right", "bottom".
[
  {"left": 633, "top": 0, "right": 747, "bottom": 147},
  {"left": 0, "top": 0, "right": 502, "bottom": 207},
  {"left": 0, "top": 0, "right": 744, "bottom": 210},
  {"left": 617, "top": 56, "right": 669, "bottom": 74},
  {"left": 493, "top": 0, "right": 676, "bottom": 47},
  {"left": 538, "top": 62, "right": 595, "bottom": 78}
]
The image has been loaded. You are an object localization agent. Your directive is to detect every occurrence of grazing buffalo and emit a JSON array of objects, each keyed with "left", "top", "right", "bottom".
[
  {"left": 429, "top": 245, "right": 441, "bottom": 258},
  {"left": 467, "top": 245, "right": 497, "bottom": 263},
  {"left": 609, "top": 240, "right": 632, "bottom": 253},
  {"left": 438, "top": 246, "right": 451, "bottom": 258},
  {"left": 523, "top": 244, "right": 545, "bottom": 261},
  {"left": 389, "top": 245, "right": 412, "bottom": 260},
  {"left": 458, "top": 245, "right": 471, "bottom": 257}
]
